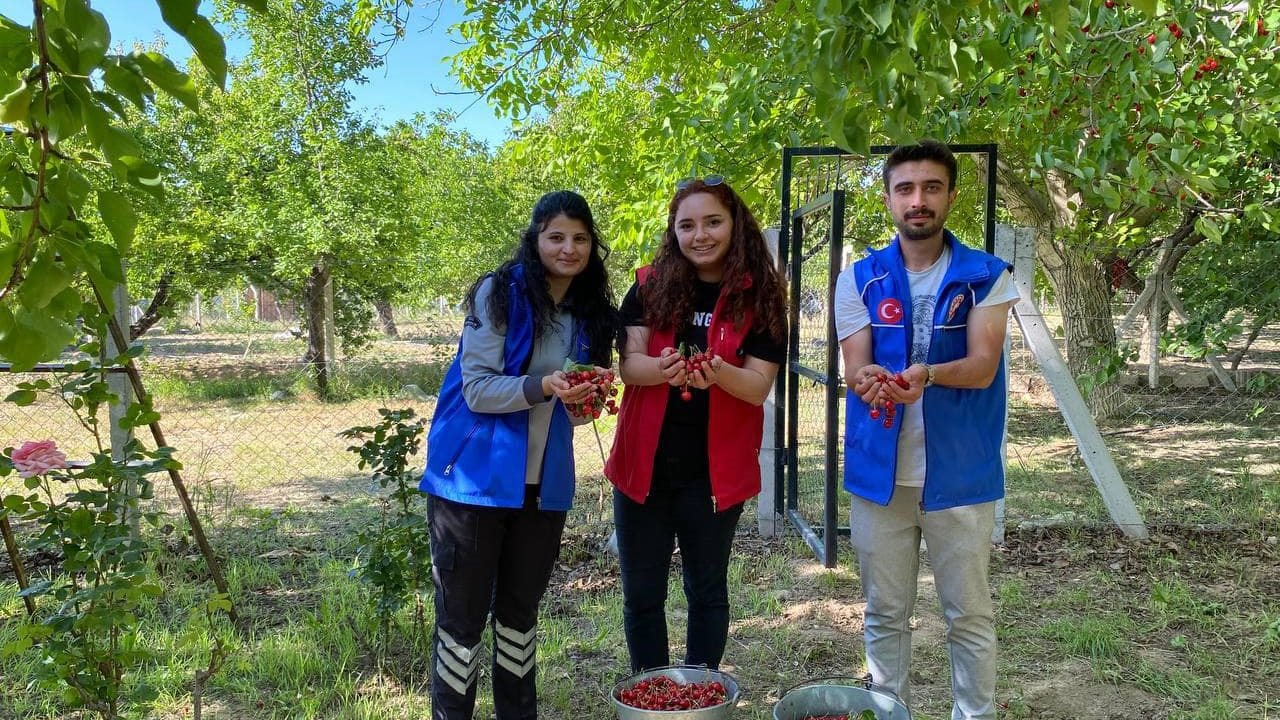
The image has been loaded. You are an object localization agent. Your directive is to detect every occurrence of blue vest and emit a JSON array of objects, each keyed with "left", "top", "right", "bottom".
[
  {"left": 843, "top": 232, "right": 1012, "bottom": 511},
  {"left": 420, "top": 266, "right": 590, "bottom": 511}
]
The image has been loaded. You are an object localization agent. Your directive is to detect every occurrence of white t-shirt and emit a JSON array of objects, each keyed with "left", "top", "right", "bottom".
[{"left": 834, "top": 245, "right": 1018, "bottom": 486}]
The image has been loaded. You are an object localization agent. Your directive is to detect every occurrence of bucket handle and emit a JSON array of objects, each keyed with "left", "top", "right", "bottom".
[{"left": 778, "top": 674, "right": 911, "bottom": 714}]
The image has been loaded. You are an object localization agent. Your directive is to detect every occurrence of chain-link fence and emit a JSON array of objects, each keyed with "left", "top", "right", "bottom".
[{"left": 0, "top": 305, "right": 623, "bottom": 543}]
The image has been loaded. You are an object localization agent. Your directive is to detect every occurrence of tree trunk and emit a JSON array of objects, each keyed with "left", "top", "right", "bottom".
[
  {"left": 303, "top": 265, "right": 330, "bottom": 394},
  {"left": 129, "top": 271, "right": 175, "bottom": 341},
  {"left": 1038, "top": 240, "right": 1126, "bottom": 419},
  {"left": 375, "top": 298, "right": 399, "bottom": 339},
  {"left": 1229, "top": 314, "right": 1268, "bottom": 372},
  {"left": 995, "top": 161, "right": 1128, "bottom": 420}
]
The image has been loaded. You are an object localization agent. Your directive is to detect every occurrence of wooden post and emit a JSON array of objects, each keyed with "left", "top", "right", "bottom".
[
  {"left": 92, "top": 285, "right": 238, "bottom": 621},
  {"left": 1008, "top": 257, "right": 1148, "bottom": 539},
  {"left": 323, "top": 274, "right": 338, "bottom": 367},
  {"left": 1, "top": 516, "right": 36, "bottom": 617},
  {"left": 1147, "top": 276, "right": 1163, "bottom": 390},
  {"left": 758, "top": 227, "right": 782, "bottom": 537}
]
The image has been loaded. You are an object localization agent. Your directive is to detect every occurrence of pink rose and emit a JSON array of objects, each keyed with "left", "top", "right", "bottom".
[{"left": 10, "top": 440, "right": 69, "bottom": 478}]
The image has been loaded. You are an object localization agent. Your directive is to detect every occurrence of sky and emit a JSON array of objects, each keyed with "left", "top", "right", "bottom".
[{"left": 0, "top": 1, "right": 514, "bottom": 147}]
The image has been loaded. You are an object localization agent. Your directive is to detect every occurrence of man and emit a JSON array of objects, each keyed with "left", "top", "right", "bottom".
[{"left": 835, "top": 140, "right": 1018, "bottom": 720}]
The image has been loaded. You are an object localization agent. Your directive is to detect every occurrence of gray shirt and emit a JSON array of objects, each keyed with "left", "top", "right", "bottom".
[{"left": 460, "top": 276, "right": 584, "bottom": 485}]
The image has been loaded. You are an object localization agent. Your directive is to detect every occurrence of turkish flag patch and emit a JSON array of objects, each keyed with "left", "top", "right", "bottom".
[{"left": 876, "top": 298, "right": 904, "bottom": 323}]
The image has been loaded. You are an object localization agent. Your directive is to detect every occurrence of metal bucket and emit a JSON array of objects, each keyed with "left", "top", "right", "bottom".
[
  {"left": 611, "top": 665, "right": 742, "bottom": 720},
  {"left": 772, "top": 678, "right": 911, "bottom": 720}
]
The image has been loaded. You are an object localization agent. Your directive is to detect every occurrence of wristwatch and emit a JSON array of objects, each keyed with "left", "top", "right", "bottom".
[{"left": 922, "top": 363, "right": 935, "bottom": 387}]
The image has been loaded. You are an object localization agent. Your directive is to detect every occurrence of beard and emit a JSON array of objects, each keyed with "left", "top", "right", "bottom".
[{"left": 894, "top": 211, "right": 945, "bottom": 241}]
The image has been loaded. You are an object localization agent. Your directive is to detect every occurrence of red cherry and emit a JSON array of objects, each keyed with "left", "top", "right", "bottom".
[
  {"left": 1105, "top": 0, "right": 1116, "bottom": 6},
  {"left": 870, "top": 408, "right": 881, "bottom": 420},
  {"left": 680, "top": 390, "right": 692, "bottom": 402},
  {"left": 1147, "top": 33, "right": 1157, "bottom": 44}
]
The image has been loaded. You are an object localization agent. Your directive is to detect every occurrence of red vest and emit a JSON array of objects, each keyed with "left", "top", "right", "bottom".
[{"left": 605, "top": 267, "right": 765, "bottom": 511}]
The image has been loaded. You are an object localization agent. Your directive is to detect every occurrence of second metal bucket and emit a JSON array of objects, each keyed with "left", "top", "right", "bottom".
[{"left": 772, "top": 677, "right": 911, "bottom": 720}]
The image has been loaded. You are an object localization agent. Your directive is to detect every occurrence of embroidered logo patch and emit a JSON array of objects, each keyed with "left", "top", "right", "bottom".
[
  {"left": 876, "top": 298, "right": 904, "bottom": 323},
  {"left": 945, "top": 293, "right": 966, "bottom": 322}
]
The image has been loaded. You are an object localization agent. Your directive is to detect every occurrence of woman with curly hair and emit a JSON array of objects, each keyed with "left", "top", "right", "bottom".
[
  {"left": 421, "top": 190, "right": 618, "bottom": 719},
  {"left": 605, "top": 176, "right": 787, "bottom": 671}
]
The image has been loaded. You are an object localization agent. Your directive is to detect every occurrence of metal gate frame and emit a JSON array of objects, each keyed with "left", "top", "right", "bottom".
[{"left": 774, "top": 144, "right": 998, "bottom": 567}]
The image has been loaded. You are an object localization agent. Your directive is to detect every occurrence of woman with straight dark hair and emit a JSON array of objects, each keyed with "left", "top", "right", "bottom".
[
  {"left": 606, "top": 176, "right": 787, "bottom": 671},
  {"left": 421, "top": 190, "right": 618, "bottom": 719}
]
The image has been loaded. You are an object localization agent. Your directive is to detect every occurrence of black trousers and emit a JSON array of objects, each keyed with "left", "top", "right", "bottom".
[
  {"left": 613, "top": 456, "right": 744, "bottom": 672},
  {"left": 428, "top": 486, "right": 567, "bottom": 720}
]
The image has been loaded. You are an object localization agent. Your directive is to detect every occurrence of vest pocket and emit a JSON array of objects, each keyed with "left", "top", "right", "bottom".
[
  {"left": 442, "top": 420, "right": 484, "bottom": 477},
  {"left": 931, "top": 325, "right": 967, "bottom": 363}
]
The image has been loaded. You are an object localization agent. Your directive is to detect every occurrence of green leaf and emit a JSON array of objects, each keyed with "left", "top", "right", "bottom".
[
  {"left": 230, "top": 0, "right": 270, "bottom": 14},
  {"left": 102, "top": 60, "right": 154, "bottom": 111},
  {"left": 840, "top": 106, "right": 870, "bottom": 154},
  {"left": 0, "top": 242, "right": 18, "bottom": 288},
  {"left": 20, "top": 250, "right": 74, "bottom": 310},
  {"left": 1196, "top": 216, "right": 1223, "bottom": 242},
  {"left": 868, "top": 1, "right": 894, "bottom": 33},
  {"left": 182, "top": 16, "right": 228, "bottom": 90},
  {"left": 1130, "top": 0, "right": 1158, "bottom": 16},
  {"left": 67, "top": 507, "right": 93, "bottom": 536},
  {"left": 0, "top": 82, "right": 32, "bottom": 124},
  {"left": 0, "top": 305, "right": 78, "bottom": 370},
  {"left": 157, "top": 0, "right": 200, "bottom": 33},
  {"left": 83, "top": 103, "right": 143, "bottom": 170},
  {"left": 0, "top": 637, "right": 33, "bottom": 658},
  {"left": 63, "top": 3, "right": 111, "bottom": 73},
  {"left": 132, "top": 52, "right": 199, "bottom": 110},
  {"left": 97, "top": 190, "right": 137, "bottom": 253},
  {"left": 5, "top": 389, "right": 37, "bottom": 406}
]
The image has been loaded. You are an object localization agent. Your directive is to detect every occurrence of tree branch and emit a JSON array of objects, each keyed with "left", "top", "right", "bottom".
[{"left": 129, "top": 271, "right": 175, "bottom": 341}]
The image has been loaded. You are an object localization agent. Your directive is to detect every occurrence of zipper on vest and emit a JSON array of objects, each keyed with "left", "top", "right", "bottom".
[
  {"left": 442, "top": 421, "right": 483, "bottom": 476},
  {"left": 712, "top": 495, "right": 718, "bottom": 512}
]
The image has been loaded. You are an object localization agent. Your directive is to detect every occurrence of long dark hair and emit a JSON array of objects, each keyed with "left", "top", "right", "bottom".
[
  {"left": 642, "top": 180, "right": 787, "bottom": 343},
  {"left": 465, "top": 190, "right": 618, "bottom": 366}
]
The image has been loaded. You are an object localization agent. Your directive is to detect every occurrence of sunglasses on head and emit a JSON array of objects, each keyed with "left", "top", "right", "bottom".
[{"left": 675, "top": 174, "right": 725, "bottom": 190}]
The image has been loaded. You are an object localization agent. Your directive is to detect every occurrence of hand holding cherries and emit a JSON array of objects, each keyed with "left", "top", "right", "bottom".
[
  {"left": 677, "top": 343, "right": 716, "bottom": 401},
  {"left": 561, "top": 360, "right": 619, "bottom": 419},
  {"left": 869, "top": 371, "right": 910, "bottom": 429}
]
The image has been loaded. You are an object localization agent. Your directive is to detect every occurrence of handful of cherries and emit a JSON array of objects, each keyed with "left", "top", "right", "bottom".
[
  {"left": 616, "top": 675, "right": 727, "bottom": 711},
  {"left": 677, "top": 343, "right": 714, "bottom": 402},
  {"left": 562, "top": 361, "right": 618, "bottom": 419},
  {"left": 869, "top": 372, "right": 910, "bottom": 429}
]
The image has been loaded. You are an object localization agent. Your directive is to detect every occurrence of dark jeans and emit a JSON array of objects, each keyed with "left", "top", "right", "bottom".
[
  {"left": 613, "top": 457, "right": 744, "bottom": 671},
  {"left": 428, "top": 486, "right": 567, "bottom": 720}
]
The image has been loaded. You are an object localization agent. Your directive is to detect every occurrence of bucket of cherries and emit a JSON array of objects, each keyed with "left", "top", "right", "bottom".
[
  {"left": 562, "top": 360, "right": 619, "bottom": 419},
  {"left": 612, "top": 665, "right": 741, "bottom": 719},
  {"left": 771, "top": 676, "right": 910, "bottom": 720}
]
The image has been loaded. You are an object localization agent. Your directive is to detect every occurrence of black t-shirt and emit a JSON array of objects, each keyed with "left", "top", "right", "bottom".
[{"left": 619, "top": 279, "right": 785, "bottom": 468}]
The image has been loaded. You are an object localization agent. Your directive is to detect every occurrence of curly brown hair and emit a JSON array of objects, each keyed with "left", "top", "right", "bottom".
[{"left": 640, "top": 179, "right": 787, "bottom": 344}]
